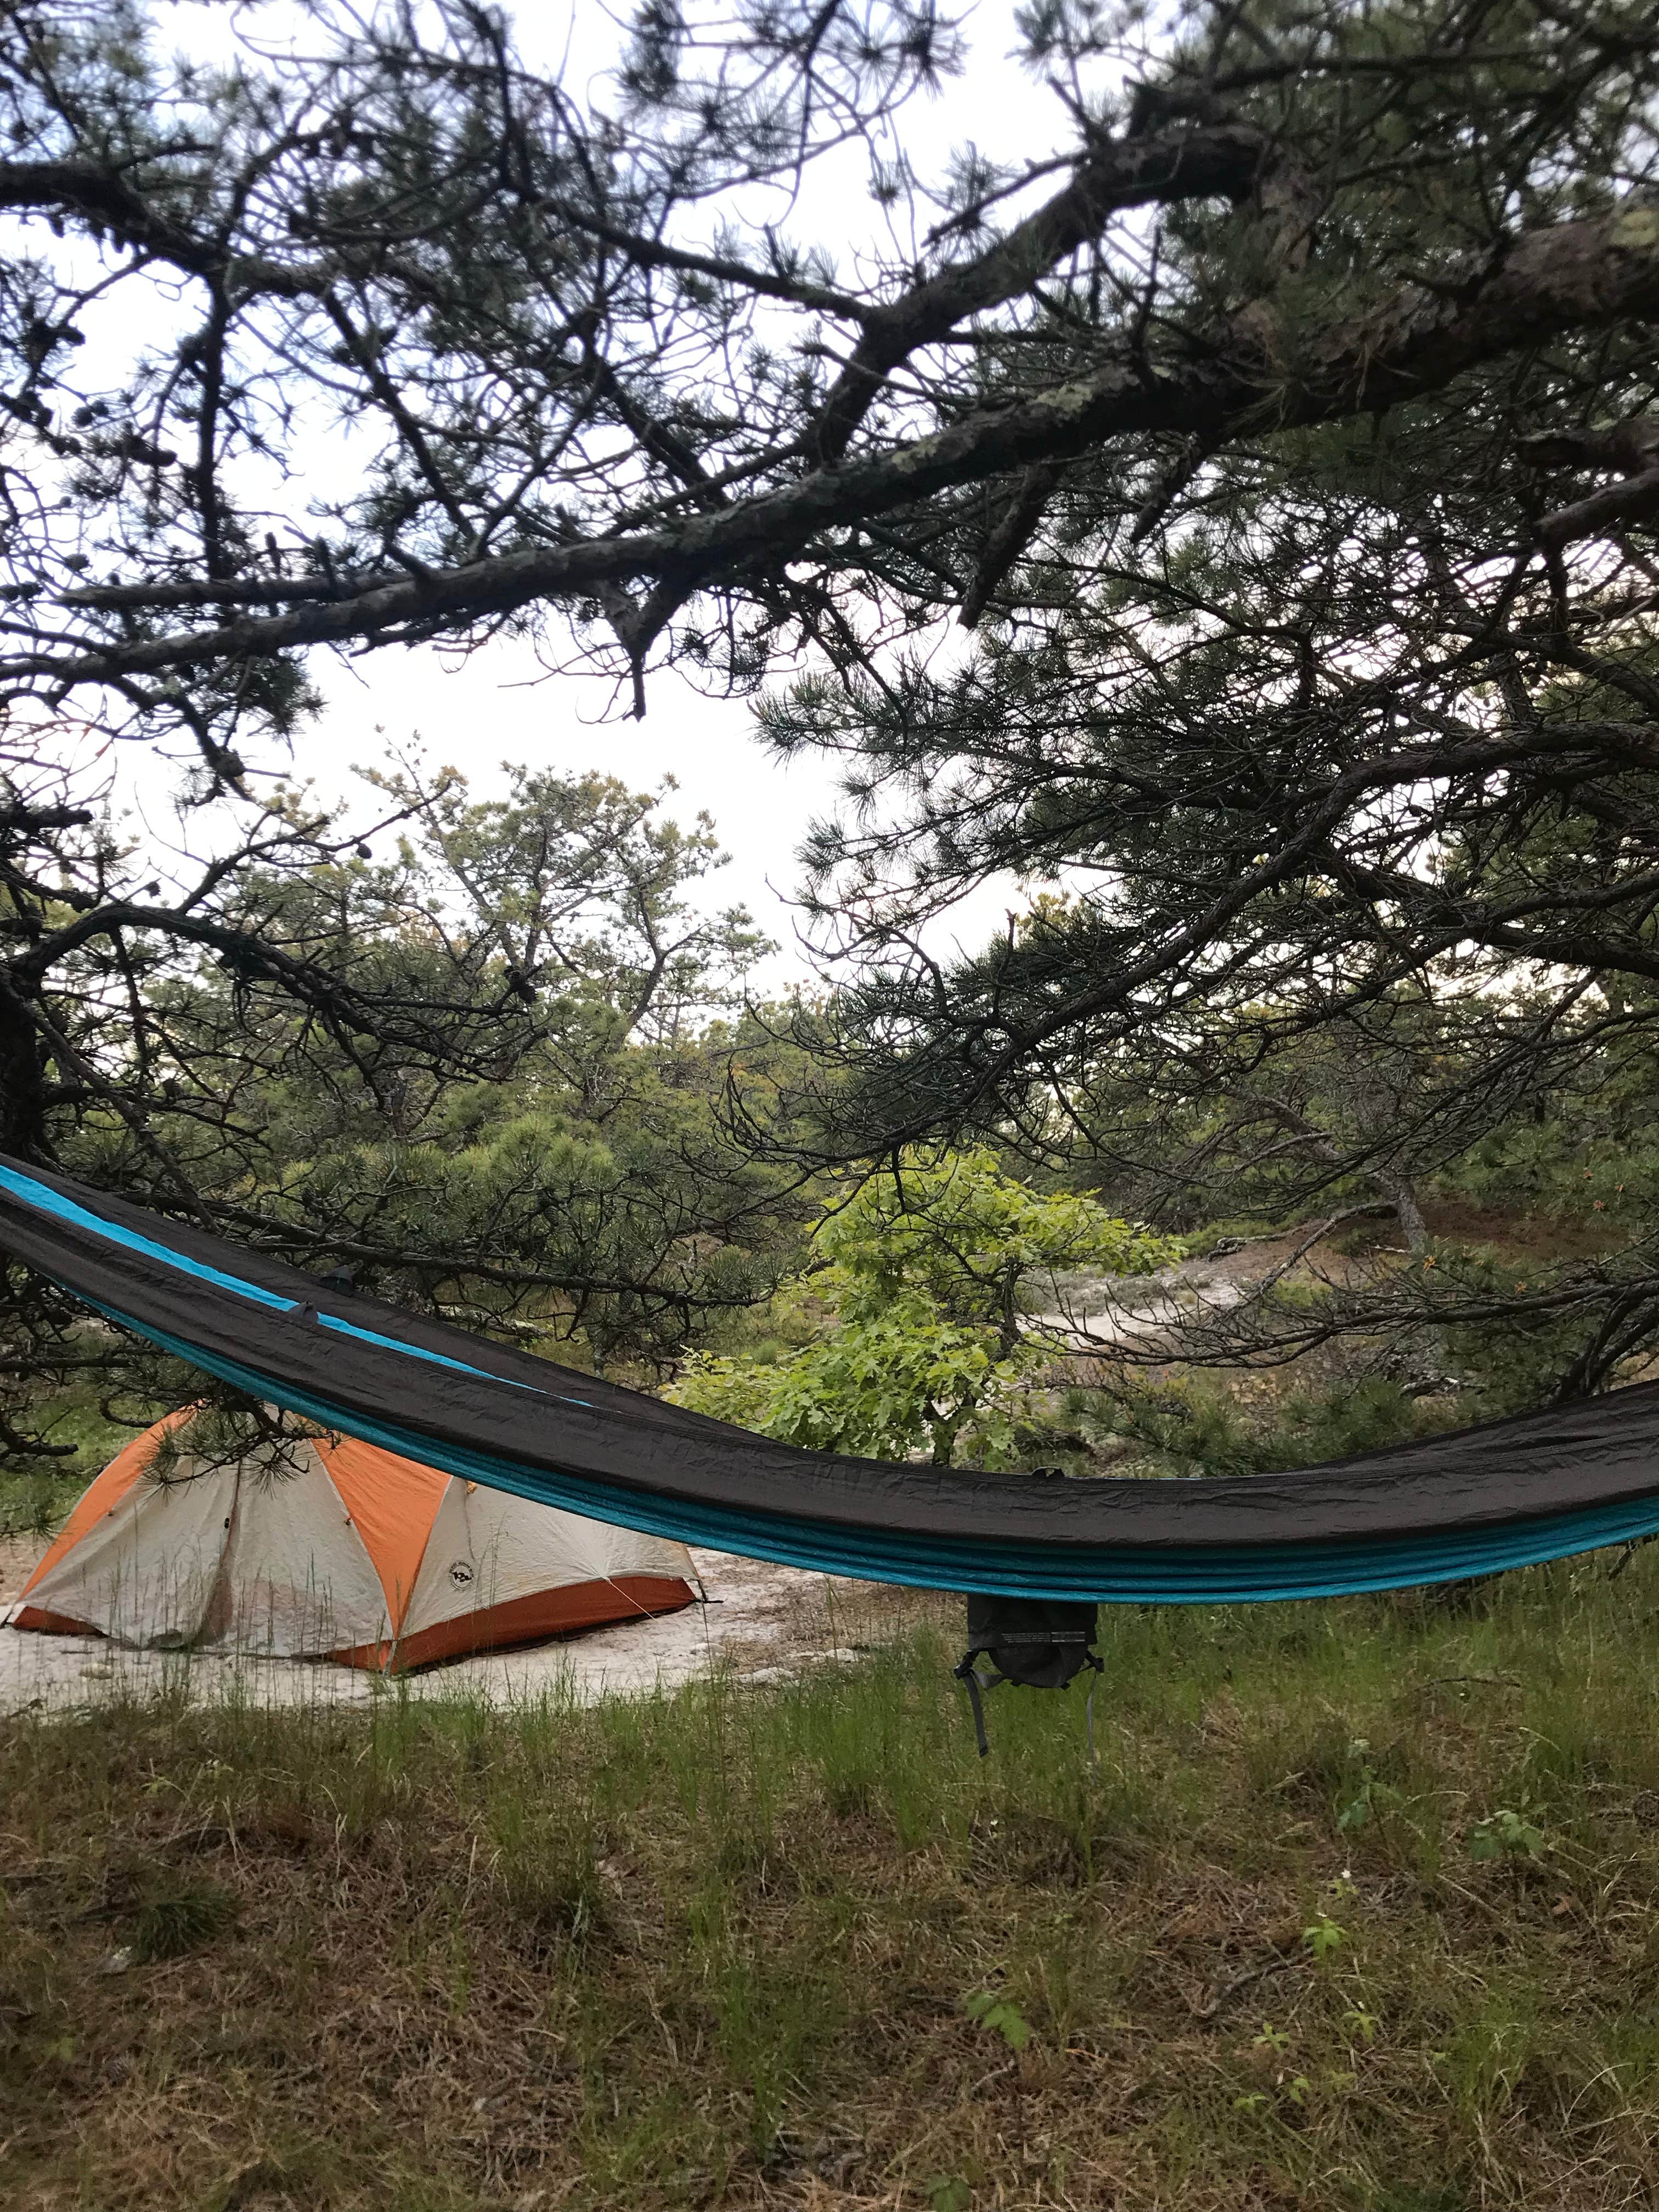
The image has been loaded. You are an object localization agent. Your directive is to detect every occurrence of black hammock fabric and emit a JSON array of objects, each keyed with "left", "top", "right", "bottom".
[{"left": 4, "top": 1151, "right": 1659, "bottom": 1602}]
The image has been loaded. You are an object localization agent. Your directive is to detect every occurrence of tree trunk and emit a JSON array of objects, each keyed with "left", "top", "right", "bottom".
[
  {"left": 1380, "top": 1172, "right": 1428, "bottom": 1254},
  {"left": 0, "top": 972, "right": 50, "bottom": 1160}
]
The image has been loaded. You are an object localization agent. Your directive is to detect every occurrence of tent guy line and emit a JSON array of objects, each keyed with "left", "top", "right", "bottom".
[{"left": 5, "top": 1153, "right": 1659, "bottom": 1604}]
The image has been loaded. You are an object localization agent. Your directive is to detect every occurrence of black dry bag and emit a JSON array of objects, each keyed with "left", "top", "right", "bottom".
[{"left": 953, "top": 1594, "right": 1103, "bottom": 1758}]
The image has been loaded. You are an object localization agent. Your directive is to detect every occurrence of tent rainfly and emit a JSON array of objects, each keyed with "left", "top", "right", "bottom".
[{"left": 8, "top": 1408, "right": 698, "bottom": 1669}]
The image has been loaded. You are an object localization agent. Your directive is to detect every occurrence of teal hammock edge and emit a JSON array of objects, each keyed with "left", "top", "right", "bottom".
[{"left": 87, "top": 1294, "right": 1659, "bottom": 1604}]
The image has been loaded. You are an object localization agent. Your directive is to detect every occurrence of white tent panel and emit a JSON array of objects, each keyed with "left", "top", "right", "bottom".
[
  {"left": 217, "top": 1443, "right": 392, "bottom": 1656},
  {"left": 397, "top": 1479, "right": 696, "bottom": 1644},
  {"left": 24, "top": 1452, "right": 235, "bottom": 1649}
]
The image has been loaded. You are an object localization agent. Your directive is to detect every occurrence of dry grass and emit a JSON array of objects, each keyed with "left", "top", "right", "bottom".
[{"left": 8, "top": 1559, "right": 1659, "bottom": 2211}]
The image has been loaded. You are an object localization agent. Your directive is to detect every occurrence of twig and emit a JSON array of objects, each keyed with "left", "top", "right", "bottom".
[
  {"left": 1186, "top": 1954, "right": 1297, "bottom": 2022},
  {"left": 1415, "top": 1673, "right": 1522, "bottom": 1692}
]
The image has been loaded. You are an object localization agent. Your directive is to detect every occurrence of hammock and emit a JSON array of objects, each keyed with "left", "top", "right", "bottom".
[{"left": 3, "top": 1153, "right": 1657, "bottom": 1604}]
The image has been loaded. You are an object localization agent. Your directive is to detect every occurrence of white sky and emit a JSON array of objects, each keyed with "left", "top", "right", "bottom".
[
  {"left": 281, "top": 0, "right": 1087, "bottom": 989},
  {"left": 35, "top": 1, "right": 1113, "bottom": 990}
]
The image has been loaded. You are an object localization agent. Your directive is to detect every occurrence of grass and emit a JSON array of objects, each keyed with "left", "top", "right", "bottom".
[{"left": 8, "top": 1558, "right": 1659, "bottom": 2210}]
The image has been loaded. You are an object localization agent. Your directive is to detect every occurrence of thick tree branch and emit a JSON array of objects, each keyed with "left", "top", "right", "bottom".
[
  {"left": 959, "top": 464, "right": 1062, "bottom": 627},
  {"left": 1538, "top": 465, "right": 1659, "bottom": 546},
  {"left": 809, "top": 121, "right": 1275, "bottom": 464},
  {"left": 30, "top": 204, "right": 1659, "bottom": 692},
  {"left": 0, "top": 157, "right": 332, "bottom": 297}
]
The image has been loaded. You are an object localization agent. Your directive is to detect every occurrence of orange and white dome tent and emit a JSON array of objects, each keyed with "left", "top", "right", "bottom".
[{"left": 7, "top": 1408, "right": 698, "bottom": 1669}]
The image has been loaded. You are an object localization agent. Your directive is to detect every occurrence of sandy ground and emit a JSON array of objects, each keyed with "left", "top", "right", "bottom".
[
  {"left": 1031, "top": 1270, "right": 1245, "bottom": 1347},
  {"left": 0, "top": 1535, "right": 924, "bottom": 1715}
]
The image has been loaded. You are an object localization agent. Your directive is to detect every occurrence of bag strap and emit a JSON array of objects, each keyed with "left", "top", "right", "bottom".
[
  {"left": 953, "top": 1645, "right": 1105, "bottom": 1760},
  {"left": 953, "top": 1650, "right": 1000, "bottom": 1757}
]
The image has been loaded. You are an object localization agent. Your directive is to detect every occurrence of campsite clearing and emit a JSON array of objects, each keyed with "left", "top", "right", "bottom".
[{"left": 0, "top": 1544, "right": 879, "bottom": 1714}]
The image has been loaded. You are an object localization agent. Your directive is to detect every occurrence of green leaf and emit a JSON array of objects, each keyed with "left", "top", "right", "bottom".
[
  {"left": 1468, "top": 1808, "right": 1545, "bottom": 1861},
  {"left": 669, "top": 1147, "right": 1175, "bottom": 1465},
  {"left": 963, "top": 1988, "right": 1032, "bottom": 2052},
  {"left": 1302, "top": 1914, "right": 1347, "bottom": 1961}
]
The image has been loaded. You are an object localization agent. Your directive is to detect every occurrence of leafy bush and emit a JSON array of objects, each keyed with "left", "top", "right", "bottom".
[{"left": 671, "top": 1149, "right": 1177, "bottom": 1465}]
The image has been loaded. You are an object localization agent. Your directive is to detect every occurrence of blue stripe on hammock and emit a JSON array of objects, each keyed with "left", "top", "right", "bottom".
[
  {"left": 0, "top": 1163, "right": 298, "bottom": 1313},
  {"left": 0, "top": 1160, "right": 597, "bottom": 1402},
  {"left": 80, "top": 1295, "right": 1659, "bottom": 1605},
  {"left": 314, "top": 1312, "right": 578, "bottom": 1396}
]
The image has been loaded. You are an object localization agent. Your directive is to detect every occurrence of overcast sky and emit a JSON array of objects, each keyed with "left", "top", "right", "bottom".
[
  {"left": 63, "top": 2, "right": 1107, "bottom": 989},
  {"left": 271, "top": 0, "right": 1087, "bottom": 989}
]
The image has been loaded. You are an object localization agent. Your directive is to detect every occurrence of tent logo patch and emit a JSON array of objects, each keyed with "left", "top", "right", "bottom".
[{"left": 449, "top": 1560, "right": 476, "bottom": 1588}]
